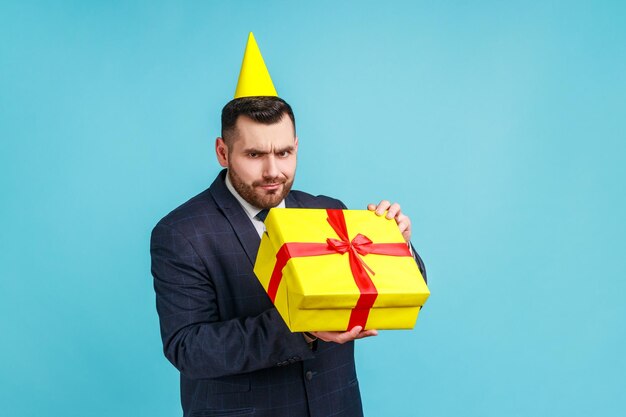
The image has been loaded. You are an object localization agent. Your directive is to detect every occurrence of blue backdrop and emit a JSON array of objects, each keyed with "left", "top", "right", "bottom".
[{"left": 1, "top": 1, "right": 625, "bottom": 416}]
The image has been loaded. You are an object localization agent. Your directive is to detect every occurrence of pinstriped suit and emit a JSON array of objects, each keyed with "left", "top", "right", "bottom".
[{"left": 151, "top": 170, "right": 366, "bottom": 417}]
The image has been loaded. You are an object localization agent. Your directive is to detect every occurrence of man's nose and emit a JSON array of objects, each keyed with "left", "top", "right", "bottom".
[{"left": 263, "top": 155, "right": 279, "bottom": 178}]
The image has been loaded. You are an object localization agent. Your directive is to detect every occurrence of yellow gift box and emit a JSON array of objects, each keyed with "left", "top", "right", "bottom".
[{"left": 253, "top": 208, "right": 430, "bottom": 332}]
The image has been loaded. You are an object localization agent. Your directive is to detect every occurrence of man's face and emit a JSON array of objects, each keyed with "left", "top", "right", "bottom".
[{"left": 216, "top": 114, "right": 298, "bottom": 209}]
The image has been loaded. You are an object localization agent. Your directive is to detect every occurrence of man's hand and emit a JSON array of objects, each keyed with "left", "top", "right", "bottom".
[
  {"left": 310, "top": 326, "right": 378, "bottom": 344},
  {"left": 367, "top": 200, "right": 412, "bottom": 242}
]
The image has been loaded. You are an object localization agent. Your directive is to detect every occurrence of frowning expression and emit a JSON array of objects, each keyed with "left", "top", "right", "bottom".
[{"left": 216, "top": 114, "right": 298, "bottom": 209}]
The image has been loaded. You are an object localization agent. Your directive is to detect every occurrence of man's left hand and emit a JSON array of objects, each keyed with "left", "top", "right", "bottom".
[
  {"left": 310, "top": 326, "right": 378, "bottom": 344},
  {"left": 367, "top": 200, "right": 411, "bottom": 242}
]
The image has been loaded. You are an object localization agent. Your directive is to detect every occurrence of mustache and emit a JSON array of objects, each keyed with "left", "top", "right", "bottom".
[{"left": 253, "top": 178, "right": 287, "bottom": 187}]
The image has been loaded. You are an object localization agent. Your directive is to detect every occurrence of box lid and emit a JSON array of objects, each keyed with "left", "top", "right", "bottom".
[{"left": 261, "top": 208, "right": 429, "bottom": 310}]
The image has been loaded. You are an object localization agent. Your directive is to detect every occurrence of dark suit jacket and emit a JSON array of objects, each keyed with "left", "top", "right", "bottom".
[{"left": 151, "top": 170, "right": 426, "bottom": 417}]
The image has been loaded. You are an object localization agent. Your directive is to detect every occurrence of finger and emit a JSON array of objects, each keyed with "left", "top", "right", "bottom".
[
  {"left": 386, "top": 203, "right": 401, "bottom": 219},
  {"left": 334, "top": 327, "right": 361, "bottom": 344},
  {"left": 400, "top": 227, "right": 412, "bottom": 242},
  {"left": 367, "top": 203, "right": 376, "bottom": 211},
  {"left": 315, "top": 327, "right": 378, "bottom": 344},
  {"left": 375, "top": 200, "right": 391, "bottom": 216},
  {"left": 349, "top": 326, "right": 363, "bottom": 337},
  {"left": 396, "top": 214, "right": 410, "bottom": 231},
  {"left": 355, "top": 329, "right": 378, "bottom": 339},
  {"left": 342, "top": 326, "right": 363, "bottom": 343}
]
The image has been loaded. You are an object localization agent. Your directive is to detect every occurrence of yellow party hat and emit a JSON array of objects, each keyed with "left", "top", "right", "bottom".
[{"left": 234, "top": 32, "right": 278, "bottom": 98}]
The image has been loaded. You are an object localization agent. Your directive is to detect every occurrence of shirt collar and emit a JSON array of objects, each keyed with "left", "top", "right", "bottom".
[{"left": 224, "top": 170, "right": 285, "bottom": 219}]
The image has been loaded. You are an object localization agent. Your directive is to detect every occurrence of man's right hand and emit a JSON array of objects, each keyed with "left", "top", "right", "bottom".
[{"left": 310, "top": 326, "right": 378, "bottom": 344}]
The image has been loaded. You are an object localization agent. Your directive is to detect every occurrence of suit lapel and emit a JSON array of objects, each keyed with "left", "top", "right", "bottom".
[
  {"left": 209, "top": 170, "right": 261, "bottom": 265},
  {"left": 210, "top": 170, "right": 305, "bottom": 265},
  {"left": 285, "top": 192, "right": 302, "bottom": 209}
]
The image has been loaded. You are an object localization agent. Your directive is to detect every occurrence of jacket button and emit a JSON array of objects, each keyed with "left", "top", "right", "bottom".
[{"left": 305, "top": 371, "right": 314, "bottom": 381}]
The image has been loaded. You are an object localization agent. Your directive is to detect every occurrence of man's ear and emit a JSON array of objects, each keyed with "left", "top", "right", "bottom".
[
  {"left": 215, "top": 137, "right": 229, "bottom": 167},
  {"left": 294, "top": 136, "right": 299, "bottom": 152}
]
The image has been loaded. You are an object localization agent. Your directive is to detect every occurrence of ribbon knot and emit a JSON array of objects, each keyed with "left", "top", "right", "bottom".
[
  {"left": 326, "top": 234, "right": 373, "bottom": 255},
  {"left": 327, "top": 233, "right": 376, "bottom": 276}
]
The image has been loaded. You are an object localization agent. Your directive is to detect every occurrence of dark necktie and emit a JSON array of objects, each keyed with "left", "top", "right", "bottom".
[{"left": 255, "top": 209, "right": 269, "bottom": 222}]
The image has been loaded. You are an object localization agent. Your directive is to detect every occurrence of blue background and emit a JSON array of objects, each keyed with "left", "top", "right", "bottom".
[{"left": 1, "top": 1, "right": 625, "bottom": 416}]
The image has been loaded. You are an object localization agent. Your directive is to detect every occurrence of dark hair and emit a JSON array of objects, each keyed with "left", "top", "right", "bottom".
[{"left": 221, "top": 96, "right": 296, "bottom": 143}]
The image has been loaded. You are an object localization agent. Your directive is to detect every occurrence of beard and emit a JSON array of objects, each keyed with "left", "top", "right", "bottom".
[{"left": 228, "top": 169, "right": 294, "bottom": 209}]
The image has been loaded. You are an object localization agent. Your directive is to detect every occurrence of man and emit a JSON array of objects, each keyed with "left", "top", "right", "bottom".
[{"left": 150, "top": 34, "right": 426, "bottom": 417}]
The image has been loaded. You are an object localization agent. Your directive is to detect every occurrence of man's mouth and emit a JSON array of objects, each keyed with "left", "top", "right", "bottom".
[
  {"left": 258, "top": 183, "right": 282, "bottom": 191},
  {"left": 253, "top": 178, "right": 286, "bottom": 191}
]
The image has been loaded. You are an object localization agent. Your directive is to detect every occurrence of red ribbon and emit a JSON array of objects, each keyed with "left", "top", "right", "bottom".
[{"left": 266, "top": 209, "right": 412, "bottom": 330}]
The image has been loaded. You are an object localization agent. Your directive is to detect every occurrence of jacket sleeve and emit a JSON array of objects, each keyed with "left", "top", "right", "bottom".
[
  {"left": 410, "top": 242, "right": 427, "bottom": 284},
  {"left": 150, "top": 222, "right": 315, "bottom": 380}
]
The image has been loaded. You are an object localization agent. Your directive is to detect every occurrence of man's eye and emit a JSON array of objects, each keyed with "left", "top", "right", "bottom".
[
  {"left": 278, "top": 151, "right": 290, "bottom": 158},
  {"left": 248, "top": 153, "right": 258, "bottom": 158}
]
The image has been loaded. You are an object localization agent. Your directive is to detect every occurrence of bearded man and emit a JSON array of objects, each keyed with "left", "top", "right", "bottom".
[{"left": 150, "top": 95, "right": 426, "bottom": 417}]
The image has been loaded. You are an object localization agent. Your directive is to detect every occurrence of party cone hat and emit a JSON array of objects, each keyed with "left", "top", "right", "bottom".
[{"left": 234, "top": 32, "right": 278, "bottom": 98}]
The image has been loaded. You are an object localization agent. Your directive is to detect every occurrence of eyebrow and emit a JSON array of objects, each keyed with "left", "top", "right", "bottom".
[{"left": 243, "top": 145, "right": 295, "bottom": 154}]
